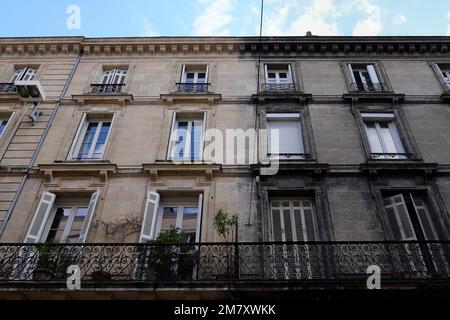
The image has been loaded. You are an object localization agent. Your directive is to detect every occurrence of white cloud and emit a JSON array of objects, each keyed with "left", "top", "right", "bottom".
[
  {"left": 141, "top": 17, "right": 159, "bottom": 36},
  {"left": 351, "top": 0, "right": 382, "bottom": 36},
  {"left": 193, "top": 0, "right": 234, "bottom": 36},
  {"left": 392, "top": 13, "right": 407, "bottom": 25},
  {"left": 447, "top": 12, "right": 450, "bottom": 36}
]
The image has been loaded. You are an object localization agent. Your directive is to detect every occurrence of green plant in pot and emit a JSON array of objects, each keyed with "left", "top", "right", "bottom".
[
  {"left": 147, "top": 226, "right": 189, "bottom": 282},
  {"left": 33, "top": 242, "right": 73, "bottom": 281},
  {"left": 212, "top": 209, "right": 238, "bottom": 280}
]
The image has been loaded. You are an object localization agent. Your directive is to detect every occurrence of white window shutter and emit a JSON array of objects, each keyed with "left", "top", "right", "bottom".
[
  {"left": 140, "top": 191, "right": 160, "bottom": 242},
  {"left": 287, "top": 64, "right": 293, "bottom": 83},
  {"left": 264, "top": 64, "right": 268, "bottom": 83},
  {"left": 68, "top": 113, "right": 87, "bottom": 160},
  {"left": 181, "top": 65, "right": 186, "bottom": 82},
  {"left": 196, "top": 193, "right": 203, "bottom": 242},
  {"left": 24, "top": 192, "right": 56, "bottom": 243},
  {"left": 167, "top": 112, "right": 177, "bottom": 159},
  {"left": 367, "top": 64, "right": 380, "bottom": 84},
  {"left": 78, "top": 191, "right": 100, "bottom": 243},
  {"left": 348, "top": 64, "right": 356, "bottom": 83}
]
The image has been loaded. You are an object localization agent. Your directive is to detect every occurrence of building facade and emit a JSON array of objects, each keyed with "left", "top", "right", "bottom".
[{"left": 0, "top": 36, "right": 449, "bottom": 299}]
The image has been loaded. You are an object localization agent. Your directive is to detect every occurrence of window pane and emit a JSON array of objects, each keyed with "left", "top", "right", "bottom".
[
  {"left": 272, "top": 209, "right": 282, "bottom": 241},
  {"left": 66, "top": 207, "right": 88, "bottom": 243},
  {"left": 78, "top": 122, "right": 98, "bottom": 159},
  {"left": 293, "top": 209, "right": 304, "bottom": 241},
  {"left": 92, "top": 122, "right": 111, "bottom": 159},
  {"left": 0, "top": 120, "right": 8, "bottom": 136},
  {"left": 283, "top": 209, "right": 293, "bottom": 241},
  {"left": 365, "top": 123, "right": 383, "bottom": 153},
  {"left": 268, "top": 119, "right": 303, "bottom": 155},
  {"left": 160, "top": 207, "right": 178, "bottom": 232},
  {"left": 46, "top": 207, "right": 71, "bottom": 243},
  {"left": 386, "top": 207, "right": 402, "bottom": 240},
  {"left": 379, "top": 122, "right": 398, "bottom": 153},
  {"left": 182, "top": 207, "right": 198, "bottom": 242},
  {"left": 172, "top": 122, "right": 188, "bottom": 159},
  {"left": 397, "top": 205, "right": 415, "bottom": 239}
]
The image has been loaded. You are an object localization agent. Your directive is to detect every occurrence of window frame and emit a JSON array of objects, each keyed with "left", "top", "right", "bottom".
[
  {"left": 264, "top": 64, "right": 293, "bottom": 84},
  {"left": 167, "top": 112, "right": 206, "bottom": 162},
  {"left": 155, "top": 202, "right": 201, "bottom": 242},
  {"left": 101, "top": 68, "right": 128, "bottom": 85},
  {"left": 341, "top": 61, "right": 392, "bottom": 92},
  {"left": 10, "top": 67, "right": 37, "bottom": 82},
  {"left": 181, "top": 65, "right": 209, "bottom": 84},
  {"left": 68, "top": 113, "right": 115, "bottom": 161}
]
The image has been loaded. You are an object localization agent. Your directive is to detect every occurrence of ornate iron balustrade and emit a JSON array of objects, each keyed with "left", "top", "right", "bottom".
[
  {"left": 350, "top": 82, "right": 386, "bottom": 92},
  {"left": 261, "top": 82, "right": 300, "bottom": 93},
  {"left": 90, "top": 83, "right": 125, "bottom": 94},
  {"left": 371, "top": 153, "right": 414, "bottom": 160},
  {"left": 176, "top": 82, "right": 210, "bottom": 93},
  {"left": 267, "top": 153, "right": 311, "bottom": 160},
  {"left": 0, "top": 241, "right": 448, "bottom": 285},
  {"left": 0, "top": 83, "right": 17, "bottom": 93}
]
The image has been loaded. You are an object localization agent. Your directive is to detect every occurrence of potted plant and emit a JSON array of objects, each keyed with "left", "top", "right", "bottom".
[
  {"left": 33, "top": 242, "right": 73, "bottom": 281},
  {"left": 147, "top": 226, "right": 189, "bottom": 282},
  {"left": 212, "top": 209, "right": 238, "bottom": 280}
]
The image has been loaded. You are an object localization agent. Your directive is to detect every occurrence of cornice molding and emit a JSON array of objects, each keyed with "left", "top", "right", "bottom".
[{"left": 1, "top": 36, "right": 450, "bottom": 57}]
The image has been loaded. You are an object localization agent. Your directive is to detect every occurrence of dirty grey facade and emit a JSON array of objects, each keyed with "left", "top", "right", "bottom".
[{"left": 0, "top": 36, "right": 449, "bottom": 299}]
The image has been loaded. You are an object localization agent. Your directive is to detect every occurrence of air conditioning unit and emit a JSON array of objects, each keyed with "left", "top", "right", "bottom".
[{"left": 14, "top": 80, "right": 46, "bottom": 102}]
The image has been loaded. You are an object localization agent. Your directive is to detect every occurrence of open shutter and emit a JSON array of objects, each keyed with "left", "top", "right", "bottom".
[
  {"left": 68, "top": 113, "right": 87, "bottom": 160},
  {"left": 167, "top": 112, "right": 177, "bottom": 159},
  {"left": 384, "top": 194, "right": 416, "bottom": 240},
  {"left": 264, "top": 64, "right": 269, "bottom": 84},
  {"left": 287, "top": 64, "right": 293, "bottom": 83},
  {"left": 24, "top": 192, "right": 55, "bottom": 243},
  {"left": 180, "top": 65, "right": 186, "bottom": 82},
  {"left": 348, "top": 64, "right": 356, "bottom": 83},
  {"left": 140, "top": 191, "right": 160, "bottom": 242},
  {"left": 10, "top": 68, "right": 25, "bottom": 83},
  {"left": 196, "top": 193, "right": 203, "bottom": 242},
  {"left": 367, "top": 65, "right": 379, "bottom": 84},
  {"left": 78, "top": 191, "right": 99, "bottom": 243},
  {"left": 410, "top": 194, "right": 437, "bottom": 240}
]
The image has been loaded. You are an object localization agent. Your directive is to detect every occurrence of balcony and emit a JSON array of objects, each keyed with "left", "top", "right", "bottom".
[
  {"left": 0, "top": 83, "right": 17, "bottom": 94},
  {"left": 268, "top": 153, "right": 311, "bottom": 160},
  {"left": 260, "top": 82, "right": 301, "bottom": 93},
  {"left": 176, "top": 82, "right": 210, "bottom": 93},
  {"left": 90, "top": 83, "right": 125, "bottom": 94},
  {"left": 350, "top": 82, "right": 386, "bottom": 92},
  {"left": 0, "top": 241, "right": 448, "bottom": 288},
  {"left": 370, "top": 153, "right": 415, "bottom": 160}
]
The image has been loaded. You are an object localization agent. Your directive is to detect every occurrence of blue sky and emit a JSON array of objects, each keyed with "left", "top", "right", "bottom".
[{"left": 1, "top": 0, "right": 449, "bottom": 37}]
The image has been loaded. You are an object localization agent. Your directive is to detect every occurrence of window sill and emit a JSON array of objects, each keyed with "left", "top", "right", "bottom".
[
  {"left": 343, "top": 92, "right": 404, "bottom": 104},
  {"left": 71, "top": 93, "right": 133, "bottom": 106},
  {"left": 160, "top": 92, "right": 221, "bottom": 105}
]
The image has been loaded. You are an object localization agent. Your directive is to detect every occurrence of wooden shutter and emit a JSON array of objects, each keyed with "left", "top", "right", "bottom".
[
  {"left": 348, "top": 64, "right": 356, "bottom": 83},
  {"left": 78, "top": 191, "right": 99, "bottom": 243},
  {"left": 384, "top": 194, "right": 416, "bottom": 240},
  {"left": 23, "top": 68, "right": 37, "bottom": 81},
  {"left": 140, "top": 191, "right": 160, "bottom": 242},
  {"left": 410, "top": 194, "right": 437, "bottom": 240},
  {"left": 196, "top": 193, "right": 203, "bottom": 242},
  {"left": 167, "top": 112, "right": 177, "bottom": 159},
  {"left": 24, "top": 192, "right": 56, "bottom": 243},
  {"left": 366, "top": 65, "right": 379, "bottom": 84},
  {"left": 68, "top": 113, "right": 87, "bottom": 160}
]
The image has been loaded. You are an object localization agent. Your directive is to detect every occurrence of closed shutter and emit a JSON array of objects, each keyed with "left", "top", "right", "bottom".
[
  {"left": 78, "top": 191, "right": 99, "bottom": 243},
  {"left": 268, "top": 119, "right": 303, "bottom": 155},
  {"left": 384, "top": 194, "right": 416, "bottom": 240},
  {"left": 140, "top": 191, "right": 160, "bottom": 242},
  {"left": 24, "top": 192, "right": 56, "bottom": 243}
]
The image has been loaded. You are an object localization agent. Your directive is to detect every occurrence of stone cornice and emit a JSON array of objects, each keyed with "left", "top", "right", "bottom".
[{"left": 1, "top": 36, "right": 450, "bottom": 57}]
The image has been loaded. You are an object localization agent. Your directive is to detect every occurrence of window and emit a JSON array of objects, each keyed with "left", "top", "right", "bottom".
[
  {"left": 270, "top": 199, "right": 318, "bottom": 242},
  {"left": 264, "top": 64, "right": 294, "bottom": 91},
  {"left": 168, "top": 113, "right": 205, "bottom": 161},
  {"left": 0, "top": 114, "right": 13, "bottom": 139},
  {"left": 69, "top": 114, "right": 114, "bottom": 160},
  {"left": 348, "top": 64, "right": 383, "bottom": 91},
  {"left": 10, "top": 67, "right": 37, "bottom": 82},
  {"left": 267, "top": 113, "right": 305, "bottom": 160},
  {"left": 436, "top": 64, "right": 450, "bottom": 90},
  {"left": 101, "top": 68, "right": 127, "bottom": 85},
  {"left": 139, "top": 192, "right": 203, "bottom": 243},
  {"left": 24, "top": 191, "right": 99, "bottom": 243},
  {"left": 361, "top": 113, "right": 407, "bottom": 159},
  {"left": 179, "top": 65, "right": 208, "bottom": 93},
  {"left": 384, "top": 193, "right": 438, "bottom": 241}
]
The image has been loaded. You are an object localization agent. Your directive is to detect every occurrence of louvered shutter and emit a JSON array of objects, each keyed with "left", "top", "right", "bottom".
[
  {"left": 366, "top": 64, "right": 380, "bottom": 84},
  {"left": 78, "top": 191, "right": 99, "bottom": 243},
  {"left": 140, "top": 191, "right": 160, "bottom": 242},
  {"left": 24, "top": 192, "right": 56, "bottom": 243}
]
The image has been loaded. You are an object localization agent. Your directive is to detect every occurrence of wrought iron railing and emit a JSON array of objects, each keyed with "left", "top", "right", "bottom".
[
  {"left": 371, "top": 153, "right": 414, "bottom": 160},
  {"left": 350, "top": 82, "right": 386, "bottom": 92},
  {"left": 267, "top": 153, "right": 311, "bottom": 160},
  {"left": 261, "top": 83, "right": 300, "bottom": 93},
  {"left": 0, "top": 83, "right": 17, "bottom": 93},
  {"left": 90, "top": 83, "right": 125, "bottom": 94},
  {"left": 0, "top": 241, "right": 448, "bottom": 285},
  {"left": 176, "top": 82, "right": 210, "bottom": 93}
]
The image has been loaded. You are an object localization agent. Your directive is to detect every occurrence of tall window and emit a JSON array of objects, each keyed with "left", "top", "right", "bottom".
[
  {"left": 101, "top": 68, "right": 127, "bottom": 85},
  {"left": 264, "top": 64, "right": 293, "bottom": 91},
  {"left": 44, "top": 206, "right": 88, "bottom": 243},
  {"left": 168, "top": 113, "right": 205, "bottom": 161},
  {"left": 156, "top": 204, "right": 200, "bottom": 243},
  {"left": 10, "top": 67, "right": 37, "bottom": 82},
  {"left": 384, "top": 193, "right": 438, "bottom": 241},
  {"left": 437, "top": 64, "right": 450, "bottom": 90},
  {"left": 69, "top": 114, "right": 114, "bottom": 160},
  {"left": 267, "top": 113, "right": 305, "bottom": 160},
  {"left": 362, "top": 113, "right": 407, "bottom": 159},
  {"left": 180, "top": 65, "right": 208, "bottom": 93},
  {"left": 348, "top": 64, "right": 382, "bottom": 91}
]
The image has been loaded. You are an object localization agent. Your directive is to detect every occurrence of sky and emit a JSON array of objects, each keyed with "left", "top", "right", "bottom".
[{"left": 0, "top": 0, "right": 450, "bottom": 38}]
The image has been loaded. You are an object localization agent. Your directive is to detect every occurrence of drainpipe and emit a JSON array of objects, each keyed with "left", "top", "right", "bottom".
[{"left": 0, "top": 50, "right": 83, "bottom": 238}]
